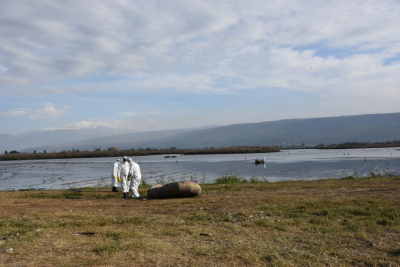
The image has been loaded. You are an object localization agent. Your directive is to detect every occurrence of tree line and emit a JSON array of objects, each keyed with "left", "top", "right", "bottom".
[{"left": 314, "top": 140, "right": 400, "bottom": 149}]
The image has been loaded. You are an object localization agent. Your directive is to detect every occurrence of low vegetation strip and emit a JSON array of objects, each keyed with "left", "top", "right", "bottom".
[
  {"left": 0, "top": 146, "right": 279, "bottom": 161},
  {"left": 1, "top": 177, "right": 399, "bottom": 266},
  {"left": 182, "top": 146, "right": 279, "bottom": 155},
  {"left": 314, "top": 140, "right": 400, "bottom": 149}
]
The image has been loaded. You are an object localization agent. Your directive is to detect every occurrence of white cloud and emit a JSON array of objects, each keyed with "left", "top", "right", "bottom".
[
  {"left": 39, "top": 120, "right": 134, "bottom": 132},
  {"left": 0, "top": 110, "right": 26, "bottom": 119},
  {"left": 0, "top": 87, "right": 91, "bottom": 96},
  {"left": 0, "top": 0, "right": 399, "bottom": 91},
  {"left": 0, "top": 64, "right": 8, "bottom": 72},
  {"left": 119, "top": 111, "right": 164, "bottom": 117},
  {"left": 0, "top": 0, "right": 400, "bottom": 132},
  {"left": 76, "top": 45, "right": 398, "bottom": 105},
  {"left": 63, "top": 120, "right": 129, "bottom": 130},
  {"left": 0, "top": 102, "right": 71, "bottom": 120}
]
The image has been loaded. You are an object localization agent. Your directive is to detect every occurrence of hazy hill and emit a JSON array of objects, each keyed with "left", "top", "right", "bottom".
[
  {"left": 166, "top": 113, "right": 400, "bottom": 148},
  {"left": 3, "top": 113, "right": 400, "bottom": 153},
  {"left": 17, "top": 126, "right": 219, "bottom": 153},
  {"left": 0, "top": 126, "right": 131, "bottom": 153}
]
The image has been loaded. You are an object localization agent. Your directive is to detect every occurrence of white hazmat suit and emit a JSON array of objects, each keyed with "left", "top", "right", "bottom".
[
  {"left": 117, "top": 160, "right": 131, "bottom": 194},
  {"left": 128, "top": 159, "right": 142, "bottom": 198},
  {"left": 111, "top": 160, "right": 120, "bottom": 188}
]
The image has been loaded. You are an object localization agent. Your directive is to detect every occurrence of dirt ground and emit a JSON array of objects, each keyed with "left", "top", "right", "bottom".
[{"left": 1, "top": 178, "right": 399, "bottom": 266}]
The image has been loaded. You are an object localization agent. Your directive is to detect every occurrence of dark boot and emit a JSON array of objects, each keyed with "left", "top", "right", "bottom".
[
  {"left": 122, "top": 193, "right": 126, "bottom": 199},
  {"left": 112, "top": 186, "right": 118, "bottom": 192}
]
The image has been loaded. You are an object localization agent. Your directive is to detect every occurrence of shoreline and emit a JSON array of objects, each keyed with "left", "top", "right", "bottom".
[
  {"left": 3, "top": 144, "right": 400, "bottom": 162},
  {"left": 1, "top": 146, "right": 279, "bottom": 161}
]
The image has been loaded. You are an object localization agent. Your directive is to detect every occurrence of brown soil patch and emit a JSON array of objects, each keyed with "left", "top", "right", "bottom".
[{"left": 1, "top": 178, "right": 399, "bottom": 266}]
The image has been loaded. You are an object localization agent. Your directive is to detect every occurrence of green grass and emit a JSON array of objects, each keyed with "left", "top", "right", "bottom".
[
  {"left": 139, "top": 180, "right": 152, "bottom": 187},
  {"left": 249, "top": 173, "right": 263, "bottom": 183},
  {"left": 214, "top": 174, "right": 248, "bottom": 184}
]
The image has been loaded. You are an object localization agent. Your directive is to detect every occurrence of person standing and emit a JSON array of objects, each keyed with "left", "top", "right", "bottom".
[
  {"left": 111, "top": 159, "right": 120, "bottom": 192},
  {"left": 128, "top": 158, "right": 142, "bottom": 199},
  {"left": 117, "top": 156, "right": 130, "bottom": 199}
]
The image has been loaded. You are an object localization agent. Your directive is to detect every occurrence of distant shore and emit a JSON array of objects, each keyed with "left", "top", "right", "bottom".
[
  {"left": 314, "top": 141, "right": 400, "bottom": 150},
  {"left": 0, "top": 146, "right": 279, "bottom": 161},
  {"left": 3, "top": 141, "right": 400, "bottom": 161},
  {"left": 276, "top": 141, "right": 400, "bottom": 150}
]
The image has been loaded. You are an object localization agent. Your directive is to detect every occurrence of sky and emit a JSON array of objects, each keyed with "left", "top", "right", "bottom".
[{"left": 0, "top": 0, "right": 400, "bottom": 135}]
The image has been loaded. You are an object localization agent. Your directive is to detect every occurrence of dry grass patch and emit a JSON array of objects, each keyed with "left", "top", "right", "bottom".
[{"left": 1, "top": 177, "right": 399, "bottom": 266}]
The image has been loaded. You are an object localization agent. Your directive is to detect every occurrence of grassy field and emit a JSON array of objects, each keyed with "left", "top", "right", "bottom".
[{"left": 1, "top": 177, "right": 399, "bottom": 266}]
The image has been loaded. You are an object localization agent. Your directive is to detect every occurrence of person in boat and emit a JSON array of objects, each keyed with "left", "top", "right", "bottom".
[
  {"left": 128, "top": 158, "right": 142, "bottom": 199},
  {"left": 255, "top": 157, "right": 267, "bottom": 163}
]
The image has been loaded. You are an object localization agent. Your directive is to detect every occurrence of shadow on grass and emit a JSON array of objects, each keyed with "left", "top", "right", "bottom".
[
  {"left": 389, "top": 249, "right": 400, "bottom": 258},
  {"left": 18, "top": 191, "right": 125, "bottom": 199}
]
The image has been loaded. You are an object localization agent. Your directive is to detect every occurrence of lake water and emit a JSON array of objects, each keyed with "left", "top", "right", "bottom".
[{"left": 1, "top": 148, "right": 400, "bottom": 191}]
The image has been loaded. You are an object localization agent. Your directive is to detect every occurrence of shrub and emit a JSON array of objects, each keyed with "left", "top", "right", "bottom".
[
  {"left": 249, "top": 173, "right": 262, "bottom": 183},
  {"left": 215, "top": 174, "right": 247, "bottom": 184}
]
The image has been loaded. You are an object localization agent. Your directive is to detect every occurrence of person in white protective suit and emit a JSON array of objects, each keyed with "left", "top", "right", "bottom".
[
  {"left": 111, "top": 159, "right": 121, "bottom": 192},
  {"left": 117, "top": 156, "right": 130, "bottom": 199},
  {"left": 128, "top": 158, "right": 142, "bottom": 199}
]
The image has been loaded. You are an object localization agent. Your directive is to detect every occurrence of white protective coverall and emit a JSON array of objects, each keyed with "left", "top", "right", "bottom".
[
  {"left": 117, "top": 160, "right": 131, "bottom": 193},
  {"left": 111, "top": 161, "right": 120, "bottom": 187},
  {"left": 128, "top": 159, "right": 142, "bottom": 198}
]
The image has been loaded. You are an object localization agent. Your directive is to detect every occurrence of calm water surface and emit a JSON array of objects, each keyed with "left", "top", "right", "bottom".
[{"left": 1, "top": 148, "right": 399, "bottom": 190}]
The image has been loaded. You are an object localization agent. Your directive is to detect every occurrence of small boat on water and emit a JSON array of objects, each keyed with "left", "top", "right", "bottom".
[
  {"left": 255, "top": 157, "right": 266, "bottom": 164},
  {"left": 147, "top": 181, "right": 201, "bottom": 199}
]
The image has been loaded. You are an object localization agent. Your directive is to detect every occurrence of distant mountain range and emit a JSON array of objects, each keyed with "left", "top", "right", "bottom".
[
  {"left": 2, "top": 113, "right": 400, "bottom": 153},
  {"left": 20, "top": 125, "right": 219, "bottom": 153},
  {"left": 169, "top": 113, "right": 400, "bottom": 148},
  {"left": 0, "top": 125, "right": 219, "bottom": 153},
  {"left": 0, "top": 126, "right": 130, "bottom": 153}
]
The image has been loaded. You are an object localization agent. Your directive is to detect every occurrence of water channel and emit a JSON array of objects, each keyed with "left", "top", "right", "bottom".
[{"left": 1, "top": 148, "right": 399, "bottom": 191}]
